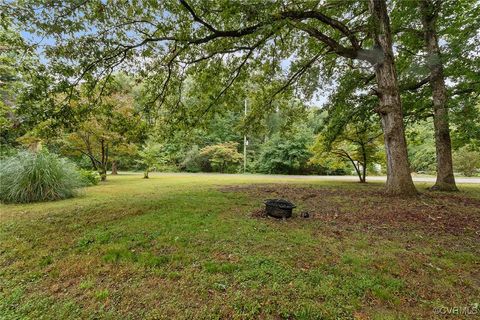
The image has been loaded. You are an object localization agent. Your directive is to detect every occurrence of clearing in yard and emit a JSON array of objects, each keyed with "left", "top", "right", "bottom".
[{"left": 1, "top": 173, "right": 479, "bottom": 319}]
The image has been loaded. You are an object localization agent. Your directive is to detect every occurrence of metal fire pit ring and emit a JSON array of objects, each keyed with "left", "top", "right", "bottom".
[{"left": 264, "top": 199, "right": 296, "bottom": 219}]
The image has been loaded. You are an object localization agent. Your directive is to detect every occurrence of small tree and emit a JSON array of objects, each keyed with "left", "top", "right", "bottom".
[
  {"left": 58, "top": 77, "right": 146, "bottom": 181},
  {"left": 62, "top": 118, "right": 118, "bottom": 181},
  {"left": 200, "top": 142, "right": 242, "bottom": 173},
  {"left": 311, "top": 119, "right": 384, "bottom": 183},
  {"left": 137, "top": 142, "right": 164, "bottom": 179}
]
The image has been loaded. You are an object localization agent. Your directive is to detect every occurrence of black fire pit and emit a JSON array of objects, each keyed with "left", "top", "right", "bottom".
[{"left": 264, "top": 199, "right": 296, "bottom": 219}]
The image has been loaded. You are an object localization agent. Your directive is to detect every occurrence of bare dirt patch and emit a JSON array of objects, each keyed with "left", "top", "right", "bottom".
[{"left": 220, "top": 184, "right": 480, "bottom": 236}]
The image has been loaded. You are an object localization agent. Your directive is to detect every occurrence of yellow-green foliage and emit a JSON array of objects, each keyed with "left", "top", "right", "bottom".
[
  {"left": 454, "top": 146, "right": 480, "bottom": 176},
  {"left": 200, "top": 141, "right": 242, "bottom": 173}
]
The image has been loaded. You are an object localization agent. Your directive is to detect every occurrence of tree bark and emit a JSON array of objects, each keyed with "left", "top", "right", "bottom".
[
  {"left": 111, "top": 160, "right": 118, "bottom": 175},
  {"left": 350, "top": 159, "right": 363, "bottom": 183},
  {"left": 368, "top": 0, "right": 417, "bottom": 195},
  {"left": 420, "top": 0, "right": 458, "bottom": 191},
  {"left": 89, "top": 157, "right": 98, "bottom": 171},
  {"left": 361, "top": 162, "right": 366, "bottom": 183},
  {"left": 99, "top": 139, "right": 108, "bottom": 181},
  {"left": 360, "top": 142, "right": 367, "bottom": 183}
]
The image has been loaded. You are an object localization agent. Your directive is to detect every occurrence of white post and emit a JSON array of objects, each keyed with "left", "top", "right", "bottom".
[{"left": 244, "top": 99, "right": 247, "bottom": 173}]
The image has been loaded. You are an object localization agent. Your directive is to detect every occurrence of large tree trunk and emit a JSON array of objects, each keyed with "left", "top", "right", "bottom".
[
  {"left": 420, "top": 0, "right": 458, "bottom": 191},
  {"left": 368, "top": 0, "right": 417, "bottom": 195},
  {"left": 111, "top": 160, "right": 118, "bottom": 175},
  {"left": 360, "top": 142, "right": 367, "bottom": 183}
]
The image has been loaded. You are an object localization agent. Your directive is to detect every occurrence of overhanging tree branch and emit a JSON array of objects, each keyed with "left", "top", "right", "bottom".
[
  {"left": 400, "top": 75, "right": 432, "bottom": 91},
  {"left": 280, "top": 10, "right": 361, "bottom": 49},
  {"left": 288, "top": 20, "right": 379, "bottom": 64},
  {"left": 267, "top": 51, "right": 323, "bottom": 106}
]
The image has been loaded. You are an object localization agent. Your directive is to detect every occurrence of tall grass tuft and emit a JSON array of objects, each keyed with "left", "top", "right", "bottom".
[{"left": 0, "top": 150, "right": 85, "bottom": 203}]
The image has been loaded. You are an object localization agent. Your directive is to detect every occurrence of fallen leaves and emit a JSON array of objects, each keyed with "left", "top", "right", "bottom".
[{"left": 221, "top": 184, "right": 480, "bottom": 236}]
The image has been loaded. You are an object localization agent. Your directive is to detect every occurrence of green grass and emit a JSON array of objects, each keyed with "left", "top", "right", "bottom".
[{"left": 1, "top": 173, "right": 479, "bottom": 319}]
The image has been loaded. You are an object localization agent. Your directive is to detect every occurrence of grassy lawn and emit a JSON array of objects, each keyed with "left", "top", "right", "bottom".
[{"left": 1, "top": 174, "right": 479, "bottom": 319}]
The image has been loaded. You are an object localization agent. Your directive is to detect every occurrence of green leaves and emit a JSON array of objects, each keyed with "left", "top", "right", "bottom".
[
  {"left": 256, "top": 125, "right": 315, "bottom": 175},
  {"left": 137, "top": 141, "right": 165, "bottom": 170},
  {"left": 200, "top": 141, "right": 242, "bottom": 173}
]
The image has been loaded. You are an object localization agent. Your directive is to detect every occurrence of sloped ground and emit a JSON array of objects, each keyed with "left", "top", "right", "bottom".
[{"left": 1, "top": 174, "right": 479, "bottom": 319}]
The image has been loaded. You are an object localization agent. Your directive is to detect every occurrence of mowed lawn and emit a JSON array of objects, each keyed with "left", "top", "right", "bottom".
[{"left": 1, "top": 174, "right": 479, "bottom": 319}]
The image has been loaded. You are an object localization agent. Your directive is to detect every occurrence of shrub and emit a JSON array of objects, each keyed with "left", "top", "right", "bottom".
[
  {"left": 180, "top": 145, "right": 204, "bottom": 172},
  {"left": 0, "top": 150, "right": 84, "bottom": 203},
  {"left": 199, "top": 142, "right": 242, "bottom": 173},
  {"left": 454, "top": 146, "right": 480, "bottom": 176},
  {"left": 78, "top": 169, "right": 101, "bottom": 186},
  {"left": 256, "top": 129, "right": 314, "bottom": 174}
]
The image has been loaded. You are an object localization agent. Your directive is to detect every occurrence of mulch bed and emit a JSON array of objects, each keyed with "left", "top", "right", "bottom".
[{"left": 220, "top": 184, "right": 480, "bottom": 236}]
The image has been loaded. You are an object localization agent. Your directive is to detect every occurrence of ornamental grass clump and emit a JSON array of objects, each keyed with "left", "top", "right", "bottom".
[{"left": 0, "top": 150, "right": 84, "bottom": 203}]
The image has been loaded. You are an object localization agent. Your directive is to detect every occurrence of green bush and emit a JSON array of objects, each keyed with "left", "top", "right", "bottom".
[
  {"left": 199, "top": 142, "right": 242, "bottom": 173},
  {"left": 0, "top": 150, "right": 84, "bottom": 203},
  {"left": 256, "top": 129, "right": 315, "bottom": 175},
  {"left": 180, "top": 145, "right": 204, "bottom": 172},
  {"left": 454, "top": 146, "right": 480, "bottom": 176},
  {"left": 79, "top": 169, "right": 101, "bottom": 186}
]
